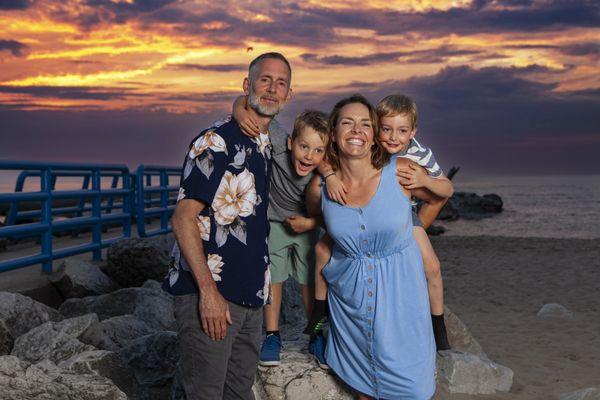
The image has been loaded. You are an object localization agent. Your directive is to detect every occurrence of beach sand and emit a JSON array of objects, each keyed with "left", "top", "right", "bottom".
[{"left": 432, "top": 235, "right": 600, "bottom": 399}]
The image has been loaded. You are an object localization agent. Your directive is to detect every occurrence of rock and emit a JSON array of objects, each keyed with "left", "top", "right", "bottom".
[
  {"left": 49, "top": 259, "right": 120, "bottom": 298},
  {"left": 81, "top": 314, "right": 155, "bottom": 352},
  {"left": 59, "top": 350, "right": 138, "bottom": 399},
  {"left": 280, "top": 278, "right": 307, "bottom": 341},
  {"left": 11, "top": 313, "right": 98, "bottom": 364},
  {"left": 0, "top": 355, "right": 127, "bottom": 400},
  {"left": 439, "top": 192, "right": 503, "bottom": 220},
  {"left": 141, "top": 279, "right": 165, "bottom": 292},
  {"left": 59, "top": 287, "right": 176, "bottom": 331},
  {"left": 445, "top": 306, "right": 486, "bottom": 357},
  {"left": 426, "top": 225, "right": 446, "bottom": 236},
  {"left": 0, "top": 291, "right": 62, "bottom": 355},
  {"left": 560, "top": 388, "right": 600, "bottom": 400},
  {"left": 436, "top": 350, "right": 513, "bottom": 395},
  {"left": 106, "top": 234, "right": 175, "bottom": 287},
  {"left": 118, "top": 331, "right": 179, "bottom": 398},
  {"left": 254, "top": 337, "right": 353, "bottom": 400},
  {"left": 537, "top": 303, "right": 574, "bottom": 319}
]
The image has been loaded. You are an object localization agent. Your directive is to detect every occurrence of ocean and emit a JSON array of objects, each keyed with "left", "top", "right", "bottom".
[
  {"left": 437, "top": 174, "right": 600, "bottom": 239},
  {"left": 1, "top": 171, "right": 599, "bottom": 239}
]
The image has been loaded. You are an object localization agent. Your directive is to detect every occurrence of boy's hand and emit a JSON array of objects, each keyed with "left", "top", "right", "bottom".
[
  {"left": 284, "top": 215, "right": 314, "bottom": 234},
  {"left": 325, "top": 175, "right": 348, "bottom": 205},
  {"left": 396, "top": 163, "right": 429, "bottom": 189},
  {"left": 232, "top": 95, "right": 261, "bottom": 138}
]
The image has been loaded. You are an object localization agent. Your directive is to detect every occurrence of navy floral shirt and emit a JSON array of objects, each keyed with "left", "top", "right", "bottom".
[{"left": 162, "top": 116, "right": 272, "bottom": 307}]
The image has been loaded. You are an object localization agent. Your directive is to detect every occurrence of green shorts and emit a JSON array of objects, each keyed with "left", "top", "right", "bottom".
[{"left": 268, "top": 221, "right": 316, "bottom": 285}]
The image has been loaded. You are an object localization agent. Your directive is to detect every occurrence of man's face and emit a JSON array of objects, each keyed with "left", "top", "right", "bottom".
[{"left": 244, "top": 58, "right": 292, "bottom": 117}]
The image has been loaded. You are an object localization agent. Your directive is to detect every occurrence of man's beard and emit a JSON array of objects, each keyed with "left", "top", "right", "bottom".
[{"left": 247, "top": 87, "right": 284, "bottom": 117}]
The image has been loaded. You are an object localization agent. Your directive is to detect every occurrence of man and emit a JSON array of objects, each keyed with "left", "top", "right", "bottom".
[{"left": 163, "top": 52, "right": 292, "bottom": 399}]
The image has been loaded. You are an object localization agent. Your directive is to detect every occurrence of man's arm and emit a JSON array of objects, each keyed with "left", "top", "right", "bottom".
[{"left": 171, "top": 199, "right": 232, "bottom": 341}]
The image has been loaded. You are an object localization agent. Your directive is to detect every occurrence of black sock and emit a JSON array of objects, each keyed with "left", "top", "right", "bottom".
[
  {"left": 304, "top": 299, "right": 328, "bottom": 335},
  {"left": 431, "top": 314, "right": 451, "bottom": 351},
  {"left": 266, "top": 330, "right": 280, "bottom": 337}
]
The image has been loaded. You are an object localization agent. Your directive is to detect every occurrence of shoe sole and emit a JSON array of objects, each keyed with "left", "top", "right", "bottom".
[
  {"left": 259, "top": 360, "right": 281, "bottom": 367},
  {"left": 318, "top": 362, "right": 330, "bottom": 370}
]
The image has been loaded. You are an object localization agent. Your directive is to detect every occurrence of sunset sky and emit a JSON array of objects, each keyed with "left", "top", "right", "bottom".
[{"left": 1, "top": 0, "right": 599, "bottom": 175}]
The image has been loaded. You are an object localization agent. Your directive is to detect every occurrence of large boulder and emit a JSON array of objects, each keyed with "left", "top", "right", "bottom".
[
  {"left": 59, "top": 350, "right": 138, "bottom": 399},
  {"left": 59, "top": 287, "right": 176, "bottom": 331},
  {"left": 0, "top": 291, "right": 62, "bottom": 355},
  {"left": 106, "top": 234, "right": 175, "bottom": 287},
  {"left": 436, "top": 350, "right": 513, "bottom": 395},
  {"left": 81, "top": 314, "right": 155, "bottom": 352},
  {"left": 0, "top": 355, "right": 127, "bottom": 400},
  {"left": 118, "top": 331, "right": 179, "bottom": 399},
  {"left": 11, "top": 313, "right": 98, "bottom": 364},
  {"left": 438, "top": 192, "right": 503, "bottom": 220},
  {"left": 445, "top": 306, "right": 486, "bottom": 357},
  {"left": 49, "top": 259, "right": 119, "bottom": 298},
  {"left": 254, "top": 338, "right": 352, "bottom": 400}
]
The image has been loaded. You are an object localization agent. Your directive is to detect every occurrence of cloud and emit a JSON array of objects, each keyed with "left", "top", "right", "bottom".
[
  {"left": 0, "top": 85, "right": 147, "bottom": 100},
  {"left": 166, "top": 63, "right": 246, "bottom": 72},
  {"left": 558, "top": 42, "right": 599, "bottom": 56},
  {"left": 0, "top": 0, "right": 31, "bottom": 10},
  {"left": 0, "top": 40, "right": 28, "bottom": 57}
]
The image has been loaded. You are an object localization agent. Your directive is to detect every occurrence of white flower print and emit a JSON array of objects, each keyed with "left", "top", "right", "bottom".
[
  {"left": 256, "top": 267, "right": 271, "bottom": 303},
  {"left": 188, "top": 130, "right": 228, "bottom": 160},
  {"left": 196, "top": 215, "right": 210, "bottom": 241},
  {"left": 252, "top": 133, "right": 272, "bottom": 158},
  {"left": 211, "top": 169, "right": 258, "bottom": 226},
  {"left": 207, "top": 254, "right": 224, "bottom": 281},
  {"left": 167, "top": 244, "right": 182, "bottom": 287},
  {"left": 177, "top": 187, "right": 186, "bottom": 201}
]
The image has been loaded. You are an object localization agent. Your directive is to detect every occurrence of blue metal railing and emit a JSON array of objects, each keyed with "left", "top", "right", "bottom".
[
  {"left": 0, "top": 161, "right": 134, "bottom": 273},
  {"left": 135, "top": 165, "right": 180, "bottom": 237}
]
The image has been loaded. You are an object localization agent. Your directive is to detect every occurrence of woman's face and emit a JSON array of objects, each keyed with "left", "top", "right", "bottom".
[{"left": 333, "top": 102, "right": 375, "bottom": 160}]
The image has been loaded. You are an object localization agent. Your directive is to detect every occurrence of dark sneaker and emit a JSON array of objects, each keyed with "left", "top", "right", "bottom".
[
  {"left": 259, "top": 334, "right": 281, "bottom": 367},
  {"left": 310, "top": 334, "right": 329, "bottom": 370}
]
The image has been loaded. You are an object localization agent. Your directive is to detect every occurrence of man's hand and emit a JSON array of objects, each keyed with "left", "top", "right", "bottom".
[
  {"left": 396, "top": 163, "right": 429, "bottom": 190},
  {"left": 325, "top": 175, "right": 348, "bottom": 205},
  {"left": 232, "top": 95, "right": 260, "bottom": 137},
  {"left": 199, "top": 287, "right": 232, "bottom": 341},
  {"left": 284, "top": 215, "right": 315, "bottom": 234}
]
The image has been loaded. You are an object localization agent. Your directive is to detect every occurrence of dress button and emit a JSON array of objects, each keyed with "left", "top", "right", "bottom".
[
  {"left": 363, "top": 239, "right": 368, "bottom": 245},
  {"left": 367, "top": 306, "right": 372, "bottom": 312},
  {"left": 366, "top": 252, "right": 371, "bottom": 257},
  {"left": 367, "top": 278, "right": 372, "bottom": 284},
  {"left": 368, "top": 264, "right": 373, "bottom": 270},
  {"left": 358, "top": 209, "right": 363, "bottom": 215},
  {"left": 367, "top": 318, "right": 372, "bottom": 324},
  {"left": 360, "top": 224, "right": 366, "bottom": 230},
  {"left": 368, "top": 291, "right": 373, "bottom": 297}
]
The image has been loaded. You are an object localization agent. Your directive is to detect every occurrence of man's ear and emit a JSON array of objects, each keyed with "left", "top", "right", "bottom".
[
  {"left": 243, "top": 77, "right": 250, "bottom": 96},
  {"left": 287, "top": 136, "right": 292, "bottom": 151},
  {"left": 284, "top": 87, "right": 293, "bottom": 103}
]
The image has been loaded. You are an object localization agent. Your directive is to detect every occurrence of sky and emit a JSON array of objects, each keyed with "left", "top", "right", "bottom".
[{"left": 0, "top": 0, "right": 599, "bottom": 176}]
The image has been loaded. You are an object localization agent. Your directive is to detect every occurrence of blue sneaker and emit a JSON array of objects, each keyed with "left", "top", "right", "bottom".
[
  {"left": 310, "top": 334, "right": 329, "bottom": 370},
  {"left": 259, "top": 334, "right": 281, "bottom": 367}
]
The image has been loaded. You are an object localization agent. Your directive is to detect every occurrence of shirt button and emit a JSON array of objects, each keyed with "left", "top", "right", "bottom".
[
  {"left": 367, "top": 278, "right": 372, "bottom": 284},
  {"left": 360, "top": 224, "right": 366, "bottom": 230},
  {"left": 368, "top": 291, "right": 373, "bottom": 297}
]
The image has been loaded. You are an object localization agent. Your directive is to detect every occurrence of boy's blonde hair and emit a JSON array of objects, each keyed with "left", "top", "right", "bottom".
[
  {"left": 291, "top": 110, "right": 329, "bottom": 145},
  {"left": 376, "top": 94, "right": 418, "bottom": 129}
]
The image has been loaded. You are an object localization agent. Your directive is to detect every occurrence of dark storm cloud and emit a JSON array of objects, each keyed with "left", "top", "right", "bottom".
[
  {"left": 558, "top": 42, "right": 599, "bottom": 56},
  {"left": 0, "top": 0, "right": 31, "bottom": 10},
  {"left": 0, "top": 85, "right": 148, "bottom": 100},
  {"left": 0, "top": 40, "right": 28, "bottom": 57},
  {"left": 167, "top": 63, "right": 246, "bottom": 72}
]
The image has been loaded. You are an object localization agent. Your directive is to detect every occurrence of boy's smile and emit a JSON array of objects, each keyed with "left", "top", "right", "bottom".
[{"left": 379, "top": 113, "right": 416, "bottom": 154}]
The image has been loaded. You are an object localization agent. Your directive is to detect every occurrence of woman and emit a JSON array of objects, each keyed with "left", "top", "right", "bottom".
[{"left": 306, "top": 95, "right": 436, "bottom": 399}]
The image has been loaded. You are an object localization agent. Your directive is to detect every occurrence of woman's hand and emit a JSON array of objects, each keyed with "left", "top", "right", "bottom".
[
  {"left": 284, "top": 215, "right": 315, "bottom": 234},
  {"left": 232, "top": 95, "right": 260, "bottom": 137},
  {"left": 325, "top": 175, "right": 348, "bottom": 205},
  {"left": 396, "top": 163, "right": 429, "bottom": 190}
]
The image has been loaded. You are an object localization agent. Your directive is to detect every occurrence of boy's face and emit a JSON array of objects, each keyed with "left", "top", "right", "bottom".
[
  {"left": 287, "top": 127, "right": 326, "bottom": 176},
  {"left": 378, "top": 113, "right": 416, "bottom": 154}
]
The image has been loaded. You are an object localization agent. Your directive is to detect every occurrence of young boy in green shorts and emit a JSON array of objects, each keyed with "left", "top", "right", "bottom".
[
  {"left": 233, "top": 100, "right": 329, "bottom": 366},
  {"left": 307, "top": 94, "right": 453, "bottom": 367}
]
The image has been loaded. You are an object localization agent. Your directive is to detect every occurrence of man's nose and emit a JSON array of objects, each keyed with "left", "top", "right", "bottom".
[{"left": 267, "top": 81, "right": 276, "bottom": 93}]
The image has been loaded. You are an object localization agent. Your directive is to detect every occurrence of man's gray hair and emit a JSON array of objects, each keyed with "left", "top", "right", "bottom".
[{"left": 248, "top": 52, "right": 292, "bottom": 84}]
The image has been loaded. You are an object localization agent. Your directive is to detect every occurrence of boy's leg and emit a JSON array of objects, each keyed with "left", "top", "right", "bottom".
[
  {"left": 304, "top": 234, "right": 333, "bottom": 334},
  {"left": 263, "top": 283, "right": 283, "bottom": 331},
  {"left": 413, "top": 226, "right": 450, "bottom": 350}
]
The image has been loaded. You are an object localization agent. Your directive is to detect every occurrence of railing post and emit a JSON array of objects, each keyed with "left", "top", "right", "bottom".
[
  {"left": 40, "top": 168, "right": 53, "bottom": 273},
  {"left": 122, "top": 171, "right": 132, "bottom": 238},
  {"left": 91, "top": 168, "right": 102, "bottom": 260},
  {"left": 136, "top": 166, "right": 146, "bottom": 237},
  {"left": 160, "top": 169, "right": 168, "bottom": 232}
]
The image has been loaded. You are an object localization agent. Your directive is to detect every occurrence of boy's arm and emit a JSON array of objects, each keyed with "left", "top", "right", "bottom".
[
  {"left": 317, "top": 159, "right": 348, "bottom": 205},
  {"left": 231, "top": 95, "right": 260, "bottom": 137},
  {"left": 284, "top": 215, "right": 324, "bottom": 234},
  {"left": 397, "top": 164, "right": 454, "bottom": 198}
]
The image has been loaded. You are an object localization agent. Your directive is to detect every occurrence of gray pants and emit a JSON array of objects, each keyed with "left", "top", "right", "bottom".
[{"left": 174, "top": 294, "right": 263, "bottom": 400}]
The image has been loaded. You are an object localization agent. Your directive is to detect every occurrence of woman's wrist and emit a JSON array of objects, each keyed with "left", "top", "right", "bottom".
[{"left": 323, "top": 171, "right": 336, "bottom": 180}]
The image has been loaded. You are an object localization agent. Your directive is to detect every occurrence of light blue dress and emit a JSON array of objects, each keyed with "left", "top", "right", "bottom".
[{"left": 322, "top": 159, "right": 436, "bottom": 399}]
